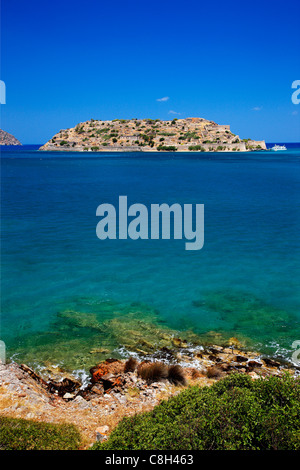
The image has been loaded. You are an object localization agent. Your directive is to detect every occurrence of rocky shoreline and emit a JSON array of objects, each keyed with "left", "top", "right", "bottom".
[{"left": 0, "top": 342, "right": 298, "bottom": 448}]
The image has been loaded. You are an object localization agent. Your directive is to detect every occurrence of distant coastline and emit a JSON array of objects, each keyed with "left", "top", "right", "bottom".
[
  {"left": 0, "top": 129, "right": 22, "bottom": 146},
  {"left": 39, "top": 117, "right": 266, "bottom": 153}
]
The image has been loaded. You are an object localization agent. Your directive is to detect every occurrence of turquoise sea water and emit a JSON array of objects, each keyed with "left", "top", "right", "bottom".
[{"left": 1, "top": 146, "right": 300, "bottom": 372}]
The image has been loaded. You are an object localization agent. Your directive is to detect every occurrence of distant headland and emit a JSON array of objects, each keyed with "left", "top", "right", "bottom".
[
  {"left": 0, "top": 129, "right": 22, "bottom": 146},
  {"left": 39, "top": 117, "right": 266, "bottom": 152}
]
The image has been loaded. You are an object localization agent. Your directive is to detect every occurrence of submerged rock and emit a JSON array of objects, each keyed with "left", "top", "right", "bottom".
[
  {"left": 172, "top": 338, "right": 188, "bottom": 348},
  {"left": 203, "top": 291, "right": 296, "bottom": 335},
  {"left": 56, "top": 310, "right": 103, "bottom": 331}
]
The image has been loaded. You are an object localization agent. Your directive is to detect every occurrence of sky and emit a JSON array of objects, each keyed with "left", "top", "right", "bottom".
[{"left": 1, "top": 0, "right": 300, "bottom": 144}]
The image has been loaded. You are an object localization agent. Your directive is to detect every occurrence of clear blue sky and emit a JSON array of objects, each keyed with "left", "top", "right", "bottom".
[{"left": 1, "top": 0, "right": 300, "bottom": 143}]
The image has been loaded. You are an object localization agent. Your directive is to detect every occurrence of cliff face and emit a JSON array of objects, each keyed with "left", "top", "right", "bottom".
[
  {"left": 0, "top": 129, "right": 21, "bottom": 146},
  {"left": 39, "top": 117, "right": 266, "bottom": 152}
]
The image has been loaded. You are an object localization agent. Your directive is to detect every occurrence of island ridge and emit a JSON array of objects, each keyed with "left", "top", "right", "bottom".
[{"left": 39, "top": 117, "right": 266, "bottom": 152}]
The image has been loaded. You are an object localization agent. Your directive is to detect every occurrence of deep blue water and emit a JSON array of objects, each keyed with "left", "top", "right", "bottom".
[{"left": 1, "top": 146, "right": 300, "bottom": 370}]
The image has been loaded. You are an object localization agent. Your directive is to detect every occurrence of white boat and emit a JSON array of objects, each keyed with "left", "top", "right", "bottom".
[{"left": 271, "top": 144, "right": 287, "bottom": 151}]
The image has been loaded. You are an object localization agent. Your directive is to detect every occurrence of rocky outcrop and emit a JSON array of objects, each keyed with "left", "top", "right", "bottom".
[
  {"left": 0, "top": 341, "right": 297, "bottom": 447},
  {"left": 39, "top": 118, "right": 266, "bottom": 152},
  {"left": 0, "top": 129, "right": 21, "bottom": 146}
]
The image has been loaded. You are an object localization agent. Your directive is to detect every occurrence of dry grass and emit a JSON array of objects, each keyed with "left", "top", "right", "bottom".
[
  {"left": 206, "top": 366, "right": 223, "bottom": 378},
  {"left": 138, "top": 362, "right": 168, "bottom": 382},
  {"left": 167, "top": 365, "right": 187, "bottom": 386},
  {"left": 190, "top": 368, "right": 203, "bottom": 379},
  {"left": 124, "top": 357, "right": 138, "bottom": 373}
]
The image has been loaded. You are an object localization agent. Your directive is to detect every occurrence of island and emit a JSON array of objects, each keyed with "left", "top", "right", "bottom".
[
  {"left": 39, "top": 117, "right": 266, "bottom": 152},
  {"left": 0, "top": 129, "right": 21, "bottom": 146}
]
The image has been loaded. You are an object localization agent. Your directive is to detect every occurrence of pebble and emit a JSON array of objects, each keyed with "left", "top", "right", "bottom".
[{"left": 63, "top": 392, "right": 75, "bottom": 400}]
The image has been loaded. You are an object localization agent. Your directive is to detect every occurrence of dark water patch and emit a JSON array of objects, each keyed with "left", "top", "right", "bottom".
[{"left": 193, "top": 290, "right": 300, "bottom": 356}]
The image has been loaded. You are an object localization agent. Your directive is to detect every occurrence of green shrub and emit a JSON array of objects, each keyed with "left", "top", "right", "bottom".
[
  {"left": 0, "top": 417, "right": 81, "bottom": 450},
  {"left": 188, "top": 145, "right": 205, "bottom": 151},
  {"left": 75, "top": 125, "right": 84, "bottom": 134},
  {"left": 96, "top": 128, "right": 110, "bottom": 134},
  {"left": 181, "top": 131, "right": 199, "bottom": 141},
  {"left": 157, "top": 145, "right": 177, "bottom": 151},
  {"left": 91, "top": 374, "right": 300, "bottom": 450}
]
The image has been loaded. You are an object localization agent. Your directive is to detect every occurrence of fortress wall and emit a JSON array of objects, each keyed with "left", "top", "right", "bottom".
[{"left": 246, "top": 140, "right": 267, "bottom": 150}]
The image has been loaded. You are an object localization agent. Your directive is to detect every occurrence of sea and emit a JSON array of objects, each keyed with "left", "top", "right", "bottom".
[{"left": 1, "top": 144, "right": 299, "bottom": 375}]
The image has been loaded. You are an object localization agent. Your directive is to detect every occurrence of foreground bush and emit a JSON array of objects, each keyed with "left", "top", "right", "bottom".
[
  {"left": 92, "top": 373, "right": 300, "bottom": 450},
  {"left": 0, "top": 417, "right": 81, "bottom": 450}
]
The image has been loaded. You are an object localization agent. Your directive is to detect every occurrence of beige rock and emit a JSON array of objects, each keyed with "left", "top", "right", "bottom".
[
  {"left": 96, "top": 425, "right": 109, "bottom": 434},
  {"left": 96, "top": 425, "right": 109, "bottom": 442},
  {"left": 63, "top": 392, "right": 75, "bottom": 400}
]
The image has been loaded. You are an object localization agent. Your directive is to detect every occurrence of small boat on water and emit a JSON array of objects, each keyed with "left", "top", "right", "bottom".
[{"left": 271, "top": 144, "right": 287, "bottom": 151}]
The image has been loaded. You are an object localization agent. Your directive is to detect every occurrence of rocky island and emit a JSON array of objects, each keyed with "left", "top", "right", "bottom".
[
  {"left": 39, "top": 117, "right": 266, "bottom": 152},
  {"left": 0, "top": 129, "right": 21, "bottom": 146}
]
